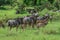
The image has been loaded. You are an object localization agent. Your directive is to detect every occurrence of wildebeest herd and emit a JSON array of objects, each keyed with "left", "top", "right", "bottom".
[{"left": 0, "top": 12, "right": 53, "bottom": 31}]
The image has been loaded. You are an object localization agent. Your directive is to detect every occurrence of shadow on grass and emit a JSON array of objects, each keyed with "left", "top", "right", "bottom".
[
  {"left": 0, "top": 32, "right": 18, "bottom": 37},
  {"left": 6, "top": 33, "right": 18, "bottom": 37}
]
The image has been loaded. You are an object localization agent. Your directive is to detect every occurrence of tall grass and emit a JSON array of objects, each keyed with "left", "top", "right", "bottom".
[{"left": 0, "top": 8, "right": 60, "bottom": 40}]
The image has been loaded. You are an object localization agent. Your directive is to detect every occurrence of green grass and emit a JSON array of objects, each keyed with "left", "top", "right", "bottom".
[
  {"left": 0, "top": 9, "right": 60, "bottom": 40},
  {"left": 0, "top": 21, "right": 60, "bottom": 40}
]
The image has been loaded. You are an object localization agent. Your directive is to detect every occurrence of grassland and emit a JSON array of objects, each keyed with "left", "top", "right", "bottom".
[{"left": 0, "top": 8, "right": 60, "bottom": 40}]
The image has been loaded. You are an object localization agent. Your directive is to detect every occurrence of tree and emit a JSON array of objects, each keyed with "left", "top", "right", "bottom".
[
  {"left": 48, "top": 0, "right": 54, "bottom": 4},
  {"left": 33, "top": 0, "right": 37, "bottom": 6},
  {"left": 23, "top": 0, "right": 37, "bottom": 6},
  {"left": 23, "top": 0, "right": 30, "bottom": 5},
  {"left": 0, "top": 0, "right": 16, "bottom": 6},
  {"left": 0, "top": 0, "right": 5, "bottom": 6},
  {"left": 53, "top": 0, "right": 60, "bottom": 10}
]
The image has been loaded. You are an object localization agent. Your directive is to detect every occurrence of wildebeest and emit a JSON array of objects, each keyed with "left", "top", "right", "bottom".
[
  {"left": 15, "top": 17, "right": 24, "bottom": 29},
  {"left": 22, "top": 15, "right": 31, "bottom": 28},
  {"left": 29, "top": 13, "right": 39, "bottom": 28},
  {"left": 7, "top": 19, "right": 20, "bottom": 31},
  {"left": 22, "top": 13, "right": 39, "bottom": 29},
  {"left": 7, "top": 17, "right": 25, "bottom": 31},
  {"left": 7, "top": 13, "right": 53, "bottom": 30},
  {"left": 36, "top": 14, "right": 49, "bottom": 28}
]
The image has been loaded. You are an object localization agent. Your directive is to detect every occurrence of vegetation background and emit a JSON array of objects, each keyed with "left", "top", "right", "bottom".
[{"left": 0, "top": 0, "right": 60, "bottom": 40}]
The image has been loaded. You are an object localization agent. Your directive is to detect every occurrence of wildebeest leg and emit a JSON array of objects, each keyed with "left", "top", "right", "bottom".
[
  {"left": 20, "top": 24, "right": 24, "bottom": 32},
  {"left": 21, "top": 24, "right": 24, "bottom": 29},
  {"left": 36, "top": 23, "right": 40, "bottom": 29},
  {"left": 37, "top": 26, "right": 40, "bottom": 29},
  {"left": 32, "top": 24, "right": 34, "bottom": 28},
  {"left": 31, "top": 23, "right": 34, "bottom": 28},
  {"left": 24, "top": 23, "right": 27, "bottom": 29},
  {"left": 28, "top": 22, "right": 31, "bottom": 28},
  {"left": 10, "top": 26, "right": 12, "bottom": 31},
  {"left": 20, "top": 24, "right": 23, "bottom": 29},
  {"left": 21, "top": 24, "right": 26, "bottom": 31},
  {"left": 16, "top": 26, "right": 19, "bottom": 31},
  {"left": 29, "top": 22, "right": 31, "bottom": 26}
]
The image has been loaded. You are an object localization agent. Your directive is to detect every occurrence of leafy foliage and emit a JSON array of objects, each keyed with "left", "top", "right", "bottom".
[{"left": 0, "top": 0, "right": 60, "bottom": 10}]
